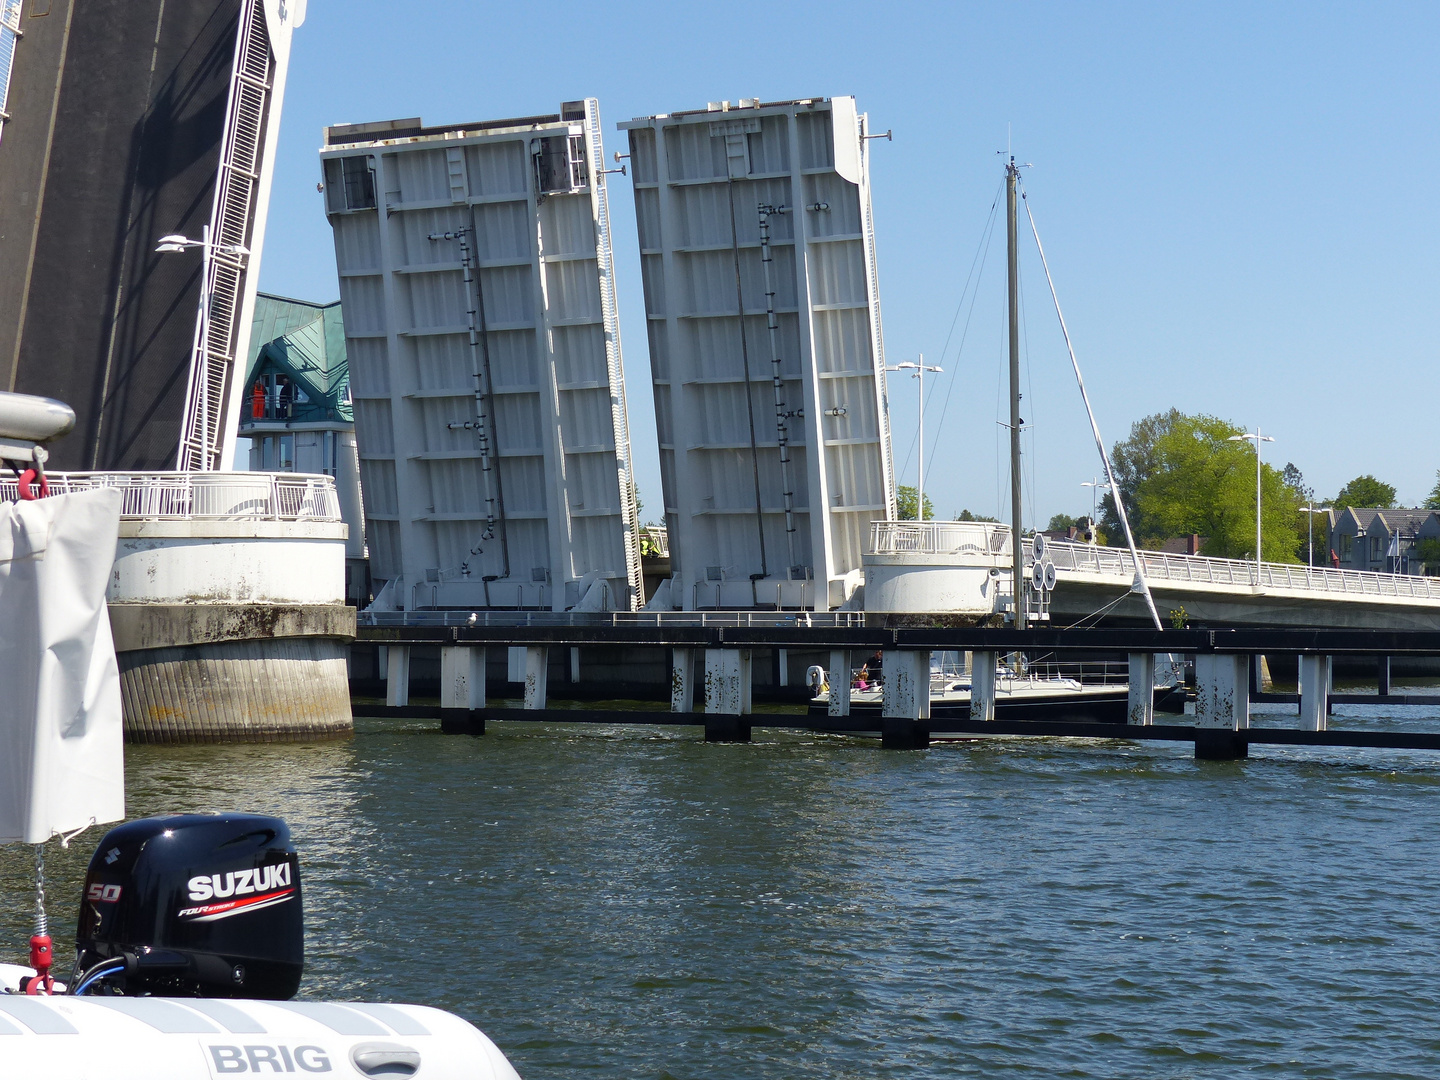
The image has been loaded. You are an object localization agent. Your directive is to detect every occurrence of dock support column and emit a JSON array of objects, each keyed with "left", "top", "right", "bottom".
[
  {"left": 1127, "top": 653, "right": 1155, "bottom": 726},
  {"left": 507, "top": 646, "right": 525, "bottom": 684},
  {"left": 881, "top": 649, "right": 931, "bottom": 749},
  {"left": 570, "top": 647, "right": 581, "bottom": 684},
  {"left": 970, "top": 651, "right": 996, "bottom": 724},
  {"left": 671, "top": 648, "right": 695, "bottom": 713},
  {"left": 1378, "top": 655, "right": 1391, "bottom": 696},
  {"left": 1299, "top": 654, "right": 1331, "bottom": 731},
  {"left": 385, "top": 646, "right": 411, "bottom": 707},
  {"left": 704, "top": 649, "right": 752, "bottom": 742},
  {"left": 523, "top": 647, "right": 548, "bottom": 710},
  {"left": 827, "top": 650, "right": 852, "bottom": 716},
  {"left": 1194, "top": 654, "right": 1249, "bottom": 760},
  {"left": 777, "top": 648, "right": 789, "bottom": 687},
  {"left": 441, "top": 646, "right": 486, "bottom": 709}
]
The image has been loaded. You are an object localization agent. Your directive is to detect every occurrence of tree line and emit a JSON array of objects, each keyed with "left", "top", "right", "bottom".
[{"left": 1084, "top": 410, "right": 1440, "bottom": 563}]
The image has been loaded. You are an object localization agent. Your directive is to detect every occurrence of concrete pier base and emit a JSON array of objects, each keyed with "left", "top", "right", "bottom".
[
  {"left": 1195, "top": 654, "right": 1249, "bottom": 760},
  {"left": 441, "top": 645, "right": 486, "bottom": 710},
  {"left": 971, "top": 651, "right": 996, "bottom": 723},
  {"left": 881, "top": 649, "right": 931, "bottom": 749},
  {"left": 704, "top": 714, "right": 752, "bottom": 743},
  {"left": 1127, "top": 652, "right": 1155, "bottom": 726},
  {"left": 386, "top": 645, "right": 411, "bottom": 707},
  {"left": 704, "top": 650, "right": 751, "bottom": 741},
  {"left": 828, "top": 649, "right": 852, "bottom": 716},
  {"left": 523, "top": 647, "right": 549, "bottom": 710},
  {"left": 671, "top": 648, "right": 696, "bottom": 713},
  {"left": 1299, "top": 654, "right": 1331, "bottom": 731},
  {"left": 120, "top": 638, "right": 352, "bottom": 743}
]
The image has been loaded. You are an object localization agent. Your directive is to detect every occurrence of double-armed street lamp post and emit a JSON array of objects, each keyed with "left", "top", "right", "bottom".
[
  {"left": 155, "top": 226, "right": 250, "bottom": 469},
  {"left": 886, "top": 356, "right": 943, "bottom": 521},
  {"left": 1081, "top": 477, "right": 1109, "bottom": 528},
  {"left": 1229, "top": 427, "right": 1275, "bottom": 582}
]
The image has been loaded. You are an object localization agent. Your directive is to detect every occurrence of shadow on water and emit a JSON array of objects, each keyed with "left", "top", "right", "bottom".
[{"left": 4, "top": 708, "right": 1440, "bottom": 1078}]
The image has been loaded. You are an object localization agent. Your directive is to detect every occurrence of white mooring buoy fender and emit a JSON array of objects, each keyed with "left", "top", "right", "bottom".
[{"left": 0, "top": 991, "right": 521, "bottom": 1080}]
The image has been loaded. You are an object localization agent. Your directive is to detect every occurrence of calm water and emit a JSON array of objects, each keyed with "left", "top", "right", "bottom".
[{"left": 5, "top": 700, "right": 1440, "bottom": 1079}]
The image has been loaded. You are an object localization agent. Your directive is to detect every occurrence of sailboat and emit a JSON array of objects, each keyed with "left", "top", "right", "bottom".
[{"left": 809, "top": 156, "right": 1185, "bottom": 732}]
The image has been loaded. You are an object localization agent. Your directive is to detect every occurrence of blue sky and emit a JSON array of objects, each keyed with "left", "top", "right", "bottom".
[{"left": 258, "top": 1, "right": 1440, "bottom": 522}]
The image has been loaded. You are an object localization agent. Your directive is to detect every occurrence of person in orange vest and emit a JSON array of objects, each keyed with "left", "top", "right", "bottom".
[{"left": 251, "top": 381, "right": 265, "bottom": 419}]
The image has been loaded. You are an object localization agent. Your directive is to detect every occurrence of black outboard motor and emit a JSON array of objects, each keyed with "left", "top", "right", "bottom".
[{"left": 72, "top": 813, "right": 302, "bottom": 998}]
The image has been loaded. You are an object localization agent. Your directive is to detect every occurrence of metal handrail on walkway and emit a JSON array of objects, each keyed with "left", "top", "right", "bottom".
[
  {"left": 1045, "top": 540, "right": 1440, "bottom": 600},
  {"left": 357, "top": 609, "right": 866, "bottom": 630},
  {"left": 0, "top": 471, "right": 342, "bottom": 522},
  {"left": 866, "top": 520, "right": 1440, "bottom": 601}
]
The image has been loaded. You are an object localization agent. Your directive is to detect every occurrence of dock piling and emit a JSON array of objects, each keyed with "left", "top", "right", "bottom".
[
  {"left": 1378, "top": 655, "right": 1391, "bottom": 696},
  {"left": 1127, "top": 652, "right": 1155, "bottom": 726},
  {"left": 440, "top": 645, "right": 486, "bottom": 710},
  {"left": 881, "top": 649, "right": 931, "bottom": 749},
  {"left": 1299, "top": 654, "right": 1331, "bottom": 731},
  {"left": 1194, "top": 654, "right": 1249, "bottom": 760},
  {"left": 970, "top": 651, "right": 997, "bottom": 723},
  {"left": 704, "top": 649, "right": 752, "bottom": 721},
  {"left": 671, "top": 648, "right": 696, "bottom": 713},
  {"left": 385, "top": 646, "right": 411, "bottom": 708},
  {"left": 523, "top": 647, "right": 548, "bottom": 710},
  {"left": 827, "top": 649, "right": 852, "bottom": 716}
]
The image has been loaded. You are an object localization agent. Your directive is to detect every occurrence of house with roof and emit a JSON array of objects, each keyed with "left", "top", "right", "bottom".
[
  {"left": 1327, "top": 507, "right": 1440, "bottom": 575},
  {"left": 241, "top": 293, "right": 367, "bottom": 598}
]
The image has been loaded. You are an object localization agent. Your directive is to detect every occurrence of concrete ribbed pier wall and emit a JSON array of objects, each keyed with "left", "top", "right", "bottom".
[{"left": 120, "top": 637, "right": 352, "bottom": 743}]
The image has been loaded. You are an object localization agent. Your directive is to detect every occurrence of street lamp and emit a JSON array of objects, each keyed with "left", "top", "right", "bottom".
[
  {"left": 1080, "top": 477, "right": 1109, "bottom": 527},
  {"left": 1306, "top": 502, "right": 1332, "bottom": 568},
  {"left": 886, "top": 356, "right": 943, "bottom": 521},
  {"left": 1228, "top": 427, "right": 1275, "bottom": 581},
  {"left": 155, "top": 226, "right": 250, "bottom": 469}
]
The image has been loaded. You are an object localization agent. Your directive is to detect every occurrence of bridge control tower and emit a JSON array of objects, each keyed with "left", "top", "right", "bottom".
[
  {"left": 321, "top": 101, "right": 643, "bottom": 612},
  {"left": 618, "top": 97, "right": 896, "bottom": 611}
]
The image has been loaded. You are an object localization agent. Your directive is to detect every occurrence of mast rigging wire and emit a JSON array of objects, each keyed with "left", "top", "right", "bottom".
[{"left": 1019, "top": 185, "right": 1163, "bottom": 631}]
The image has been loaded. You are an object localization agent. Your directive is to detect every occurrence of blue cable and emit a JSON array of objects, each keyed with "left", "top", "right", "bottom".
[{"left": 72, "top": 964, "right": 124, "bottom": 995}]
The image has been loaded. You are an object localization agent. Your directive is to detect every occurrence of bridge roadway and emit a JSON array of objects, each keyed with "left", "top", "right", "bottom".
[{"left": 862, "top": 522, "right": 1440, "bottom": 630}]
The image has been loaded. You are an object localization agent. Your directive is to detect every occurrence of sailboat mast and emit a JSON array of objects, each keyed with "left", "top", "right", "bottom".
[{"left": 1006, "top": 156, "right": 1026, "bottom": 630}]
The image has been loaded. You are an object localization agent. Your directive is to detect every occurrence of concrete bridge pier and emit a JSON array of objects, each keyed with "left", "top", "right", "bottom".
[
  {"left": 1299, "top": 655, "right": 1331, "bottom": 731},
  {"left": 970, "top": 651, "right": 997, "bottom": 723},
  {"left": 386, "top": 646, "right": 411, "bottom": 707},
  {"left": 828, "top": 649, "right": 852, "bottom": 716},
  {"left": 523, "top": 647, "right": 549, "bottom": 710},
  {"left": 671, "top": 648, "right": 696, "bottom": 713},
  {"left": 881, "top": 649, "right": 931, "bottom": 749},
  {"left": 1194, "top": 654, "right": 1249, "bottom": 760},
  {"left": 704, "top": 649, "right": 752, "bottom": 743},
  {"left": 441, "top": 645, "right": 486, "bottom": 709},
  {"left": 1128, "top": 653, "right": 1156, "bottom": 726}
]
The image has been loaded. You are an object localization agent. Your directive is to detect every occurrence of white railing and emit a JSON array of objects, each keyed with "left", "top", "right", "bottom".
[
  {"left": 0, "top": 472, "right": 341, "bottom": 522},
  {"left": 1046, "top": 540, "right": 1440, "bottom": 601},
  {"left": 357, "top": 609, "right": 865, "bottom": 629},
  {"left": 869, "top": 519, "right": 1011, "bottom": 557}
]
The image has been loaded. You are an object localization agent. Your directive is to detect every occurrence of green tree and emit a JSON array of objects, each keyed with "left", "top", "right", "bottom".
[
  {"left": 1130, "top": 412, "right": 1303, "bottom": 561},
  {"left": 1046, "top": 513, "right": 1078, "bottom": 532},
  {"left": 1099, "top": 408, "right": 1185, "bottom": 543},
  {"left": 1424, "top": 470, "right": 1440, "bottom": 510},
  {"left": 1332, "top": 474, "right": 1396, "bottom": 510},
  {"left": 955, "top": 508, "right": 1000, "bottom": 523},
  {"left": 895, "top": 485, "right": 934, "bottom": 521}
]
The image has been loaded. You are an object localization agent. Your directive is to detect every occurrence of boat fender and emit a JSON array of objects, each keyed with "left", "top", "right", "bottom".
[{"left": 805, "top": 665, "right": 826, "bottom": 693}]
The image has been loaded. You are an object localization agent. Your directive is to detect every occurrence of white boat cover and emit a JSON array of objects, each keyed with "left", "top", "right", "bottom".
[
  {"left": 0, "top": 988, "right": 521, "bottom": 1079},
  {"left": 0, "top": 489, "right": 124, "bottom": 845}
]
